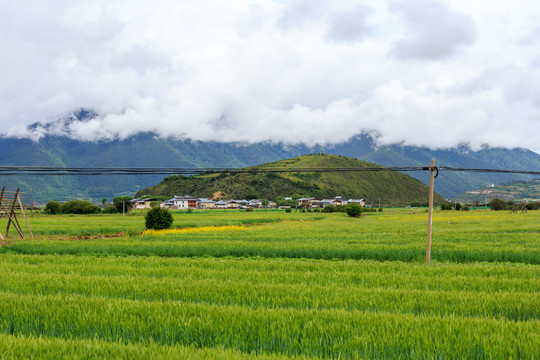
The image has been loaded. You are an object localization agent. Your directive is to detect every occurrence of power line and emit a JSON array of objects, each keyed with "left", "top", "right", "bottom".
[{"left": 0, "top": 165, "right": 538, "bottom": 176}]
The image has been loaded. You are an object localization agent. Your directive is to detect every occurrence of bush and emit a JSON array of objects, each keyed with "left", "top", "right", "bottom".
[
  {"left": 113, "top": 196, "right": 134, "bottom": 213},
  {"left": 82, "top": 204, "right": 101, "bottom": 214},
  {"left": 488, "top": 198, "right": 510, "bottom": 211},
  {"left": 145, "top": 207, "right": 174, "bottom": 230},
  {"left": 378, "top": 208, "right": 383, "bottom": 213},
  {"left": 440, "top": 203, "right": 452, "bottom": 211},
  {"left": 455, "top": 203, "right": 462, "bottom": 211},
  {"left": 245, "top": 207, "right": 254, "bottom": 212},
  {"left": 61, "top": 200, "right": 100, "bottom": 214},
  {"left": 323, "top": 205, "right": 334, "bottom": 213},
  {"left": 346, "top": 203, "right": 362, "bottom": 218},
  {"left": 285, "top": 208, "right": 292, "bottom": 213},
  {"left": 462, "top": 205, "right": 470, "bottom": 211},
  {"left": 334, "top": 205, "right": 346, "bottom": 213},
  {"left": 103, "top": 206, "right": 118, "bottom": 214},
  {"left": 525, "top": 202, "right": 540, "bottom": 210},
  {"left": 43, "top": 201, "right": 61, "bottom": 214}
]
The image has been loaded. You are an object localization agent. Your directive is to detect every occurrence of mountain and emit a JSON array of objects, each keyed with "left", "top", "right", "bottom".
[
  {"left": 136, "top": 154, "right": 447, "bottom": 206},
  {"left": 453, "top": 179, "right": 540, "bottom": 203},
  {"left": 1, "top": 110, "right": 539, "bottom": 203}
]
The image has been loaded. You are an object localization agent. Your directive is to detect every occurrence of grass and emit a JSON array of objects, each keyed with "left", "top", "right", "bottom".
[
  {"left": 3, "top": 210, "right": 539, "bottom": 264},
  {"left": 0, "top": 209, "right": 538, "bottom": 358}
]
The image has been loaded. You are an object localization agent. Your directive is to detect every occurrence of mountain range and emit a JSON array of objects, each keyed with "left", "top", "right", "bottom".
[{"left": 1, "top": 110, "right": 539, "bottom": 203}]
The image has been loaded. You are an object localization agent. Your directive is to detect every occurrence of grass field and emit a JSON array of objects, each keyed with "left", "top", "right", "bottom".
[{"left": 0, "top": 209, "right": 538, "bottom": 358}]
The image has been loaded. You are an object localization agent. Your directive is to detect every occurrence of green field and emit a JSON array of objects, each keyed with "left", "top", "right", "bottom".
[{"left": 0, "top": 210, "right": 538, "bottom": 358}]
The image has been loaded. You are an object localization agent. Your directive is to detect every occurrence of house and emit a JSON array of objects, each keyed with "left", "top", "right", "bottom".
[
  {"left": 198, "top": 198, "right": 216, "bottom": 209},
  {"left": 160, "top": 199, "right": 175, "bottom": 209},
  {"left": 131, "top": 198, "right": 157, "bottom": 210},
  {"left": 214, "top": 200, "right": 229, "bottom": 209},
  {"left": 298, "top": 197, "right": 320, "bottom": 207},
  {"left": 348, "top": 199, "right": 365, "bottom": 207},
  {"left": 333, "top": 196, "right": 349, "bottom": 206},
  {"left": 319, "top": 199, "right": 334, "bottom": 208},
  {"left": 171, "top": 195, "right": 199, "bottom": 209},
  {"left": 215, "top": 200, "right": 247, "bottom": 209},
  {"left": 247, "top": 199, "right": 262, "bottom": 208},
  {"left": 267, "top": 201, "right": 276, "bottom": 208}
]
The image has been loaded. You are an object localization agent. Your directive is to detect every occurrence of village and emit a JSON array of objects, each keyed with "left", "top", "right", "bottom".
[{"left": 130, "top": 195, "right": 366, "bottom": 210}]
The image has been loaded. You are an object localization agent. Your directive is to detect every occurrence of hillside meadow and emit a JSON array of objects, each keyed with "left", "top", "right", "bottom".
[{"left": 0, "top": 209, "right": 538, "bottom": 359}]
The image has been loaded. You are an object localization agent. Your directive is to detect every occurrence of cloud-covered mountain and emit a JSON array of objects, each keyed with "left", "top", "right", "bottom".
[{"left": 1, "top": 112, "right": 538, "bottom": 203}]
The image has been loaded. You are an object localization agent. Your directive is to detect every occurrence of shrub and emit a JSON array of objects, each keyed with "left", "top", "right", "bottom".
[
  {"left": 285, "top": 208, "right": 292, "bottom": 213},
  {"left": 61, "top": 200, "right": 100, "bottom": 214},
  {"left": 346, "top": 203, "right": 362, "bottom": 218},
  {"left": 525, "top": 202, "right": 540, "bottom": 210},
  {"left": 103, "top": 206, "right": 118, "bottom": 214},
  {"left": 455, "top": 203, "right": 462, "bottom": 211},
  {"left": 43, "top": 201, "right": 61, "bottom": 214},
  {"left": 378, "top": 208, "right": 383, "bottom": 213},
  {"left": 82, "top": 204, "right": 102, "bottom": 214},
  {"left": 113, "top": 196, "right": 134, "bottom": 213},
  {"left": 145, "top": 207, "right": 174, "bottom": 230},
  {"left": 323, "top": 205, "right": 334, "bottom": 213},
  {"left": 440, "top": 203, "right": 452, "bottom": 211},
  {"left": 245, "top": 207, "right": 254, "bottom": 212},
  {"left": 462, "top": 205, "right": 470, "bottom": 211},
  {"left": 488, "top": 198, "right": 509, "bottom": 211}
]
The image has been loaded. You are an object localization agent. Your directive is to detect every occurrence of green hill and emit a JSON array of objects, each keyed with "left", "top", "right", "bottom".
[
  {"left": 453, "top": 179, "right": 540, "bottom": 203},
  {"left": 136, "top": 154, "right": 446, "bottom": 206}
]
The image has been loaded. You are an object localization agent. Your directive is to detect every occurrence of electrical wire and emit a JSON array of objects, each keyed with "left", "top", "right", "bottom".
[{"left": 0, "top": 166, "right": 538, "bottom": 176}]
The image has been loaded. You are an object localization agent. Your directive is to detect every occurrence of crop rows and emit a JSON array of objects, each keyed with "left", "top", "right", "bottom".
[
  {"left": 0, "top": 254, "right": 538, "bottom": 358},
  {"left": 4, "top": 211, "right": 539, "bottom": 263}
]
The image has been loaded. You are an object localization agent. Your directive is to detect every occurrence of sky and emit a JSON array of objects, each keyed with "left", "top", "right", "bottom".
[{"left": 1, "top": 0, "right": 540, "bottom": 153}]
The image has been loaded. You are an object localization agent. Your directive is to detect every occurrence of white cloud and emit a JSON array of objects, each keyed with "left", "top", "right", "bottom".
[
  {"left": 389, "top": 0, "right": 476, "bottom": 60},
  {"left": 1, "top": 0, "right": 540, "bottom": 153}
]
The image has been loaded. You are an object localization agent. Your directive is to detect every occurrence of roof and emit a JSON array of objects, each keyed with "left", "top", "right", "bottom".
[{"left": 173, "top": 195, "right": 198, "bottom": 200}]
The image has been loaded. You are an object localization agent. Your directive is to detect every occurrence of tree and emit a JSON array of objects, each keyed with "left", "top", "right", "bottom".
[
  {"left": 113, "top": 196, "right": 134, "bottom": 213},
  {"left": 60, "top": 200, "right": 101, "bottom": 214},
  {"left": 43, "top": 201, "right": 61, "bottom": 214},
  {"left": 346, "top": 203, "right": 362, "bottom": 218},
  {"left": 488, "top": 198, "right": 509, "bottom": 211},
  {"left": 145, "top": 207, "right": 174, "bottom": 230}
]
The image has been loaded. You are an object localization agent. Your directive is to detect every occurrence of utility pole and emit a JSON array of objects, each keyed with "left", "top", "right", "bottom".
[
  {"left": 123, "top": 201, "right": 125, "bottom": 217},
  {"left": 426, "top": 159, "right": 436, "bottom": 264}
]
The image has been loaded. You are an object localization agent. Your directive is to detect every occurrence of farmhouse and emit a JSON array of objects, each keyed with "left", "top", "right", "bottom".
[
  {"left": 198, "top": 198, "right": 216, "bottom": 209},
  {"left": 160, "top": 195, "right": 199, "bottom": 209},
  {"left": 298, "top": 197, "right": 320, "bottom": 208},
  {"left": 131, "top": 198, "right": 157, "bottom": 210},
  {"left": 348, "top": 199, "right": 365, "bottom": 207}
]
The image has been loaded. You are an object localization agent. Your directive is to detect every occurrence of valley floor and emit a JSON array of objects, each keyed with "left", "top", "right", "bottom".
[{"left": 0, "top": 210, "right": 538, "bottom": 358}]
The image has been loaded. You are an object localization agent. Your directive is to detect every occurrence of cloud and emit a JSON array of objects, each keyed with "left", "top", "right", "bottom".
[
  {"left": 325, "top": 6, "right": 372, "bottom": 43},
  {"left": 389, "top": 0, "right": 476, "bottom": 60},
  {"left": 1, "top": 0, "right": 540, "bottom": 154}
]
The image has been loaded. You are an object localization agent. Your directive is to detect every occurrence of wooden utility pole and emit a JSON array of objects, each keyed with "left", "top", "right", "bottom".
[{"left": 426, "top": 159, "right": 436, "bottom": 264}]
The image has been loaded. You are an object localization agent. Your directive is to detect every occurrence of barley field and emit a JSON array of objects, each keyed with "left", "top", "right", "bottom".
[{"left": 0, "top": 210, "right": 538, "bottom": 358}]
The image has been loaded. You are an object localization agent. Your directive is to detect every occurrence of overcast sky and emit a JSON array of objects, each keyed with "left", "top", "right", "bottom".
[{"left": 1, "top": 0, "right": 539, "bottom": 153}]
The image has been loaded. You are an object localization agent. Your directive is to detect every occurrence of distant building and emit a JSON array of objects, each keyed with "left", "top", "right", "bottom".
[
  {"left": 161, "top": 195, "right": 198, "bottom": 209},
  {"left": 131, "top": 198, "right": 157, "bottom": 210},
  {"left": 298, "top": 197, "right": 320, "bottom": 208},
  {"left": 198, "top": 198, "right": 216, "bottom": 209},
  {"left": 348, "top": 199, "right": 365, "bottom": 207}
]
